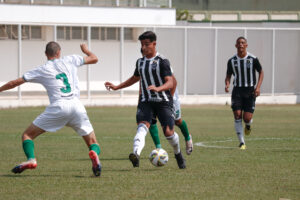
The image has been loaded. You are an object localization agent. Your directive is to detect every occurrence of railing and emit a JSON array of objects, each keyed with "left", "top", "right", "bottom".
[{"left": 0, "top": 0, "right": 172, "bottom": 8}]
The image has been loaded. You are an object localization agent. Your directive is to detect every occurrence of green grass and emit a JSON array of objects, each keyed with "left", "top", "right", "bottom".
[{"left": 0, "top": 105, "right": 299, "bottom": 200}]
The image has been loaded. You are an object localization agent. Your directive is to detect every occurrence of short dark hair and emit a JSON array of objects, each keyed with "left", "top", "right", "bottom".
[
  {"left": 45, "top": 41, "right": 61, "bottom": 57},
  {"left": 138, "top": 31, "right": 156, "bottom": 42},
  {"left": 236, "top": 36, "right": 247, "bottom": 43}
]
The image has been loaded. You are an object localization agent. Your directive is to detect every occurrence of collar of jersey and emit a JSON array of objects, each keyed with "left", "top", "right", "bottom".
[
  {"left": 144, "top": 52, "right": 159, "bottom": 61},
  {"left": 236, "top": 53, "right": 248, "bottom": 60},
  {"left": 48, "top": 58, "right": 58, "bottom": 62}
]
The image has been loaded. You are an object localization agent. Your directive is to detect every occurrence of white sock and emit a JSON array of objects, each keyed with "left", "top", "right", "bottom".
[
  {"left": 133, "top": 123, "right": 148, "bottom": 156},
  {"left": 166, "top": 132, "right": 180, "bottom": 154},
  {"left": 234, "top": 119, "right": 245, "bottom": 144},
  {"left": 245, "top": 119, "right": 253, "bottom": 126}
]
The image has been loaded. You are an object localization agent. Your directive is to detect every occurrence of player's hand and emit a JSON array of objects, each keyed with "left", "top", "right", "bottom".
[
  {"left": 225, "top": 85, "right": 230, "bottom": 93},
  {"left": 80, "top": 44, "right": 89, "bottom": 53},
  {"left": 254, "top": 87, "right": 260, "bottom": 97},
  {"left": 147, "top": 85, "right": 159, "bottom": 92},
  {"left": 104, "top": 82, "right": 117, "bottom": 91}
]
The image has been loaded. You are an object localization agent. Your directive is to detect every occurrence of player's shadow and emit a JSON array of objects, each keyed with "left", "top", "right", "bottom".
[
  {"left": 76, "top": 157, "right": 129, "bottom": 161},
  {"left": 1, "top": 174, "right": 96, "bottom": 178},
  {"left": 0, "top": 174, "right": 62, "bottom": 178}
]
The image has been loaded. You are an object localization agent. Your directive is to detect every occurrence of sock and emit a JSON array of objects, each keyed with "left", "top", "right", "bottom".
[
  {"left": 245, "top": 119, "right": 253, "bottom": 127},
  {"left": 234, "top": 119, "right": 245, "bottom": 144},
  {"left": 177, "top": 120, "right": 190, "bottom": 141},
  {"left": 22, "top": 139, "right": 35, "bottom": 160},
  {"left": 133, "top": 123, "right": 148, "bottom": 156},
  {"left": 166, "top": 132, "right": 180, "bottom": 154},
  {"left": 89, "top": 143, "right": 101, "bottom": 155},
  {"left": 149, "top": 124, "right": 161, "bottom": 148}
]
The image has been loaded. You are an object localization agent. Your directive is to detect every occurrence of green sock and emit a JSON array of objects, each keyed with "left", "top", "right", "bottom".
[
  {"left": 89, "top": 143, "right": 100, "bottom": 155},
  {"left": 22, "top": 139, "right": 35, "bottom": 160},
  {"left": 178, "top": 120, "right": 190, "bottom": 141},
  {"left": 149, "top": 124, "right": 161, "bottom": 148}
]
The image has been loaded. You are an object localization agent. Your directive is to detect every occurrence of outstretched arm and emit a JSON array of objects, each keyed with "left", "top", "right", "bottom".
[
  {"left": 105, "top": 75, "right": 140, "bottom": 91},
  {"left": 80, "top": 44, "right": 98, "bottom": 64},
  {"left": 0, "top": 77, "right": 25, "bottom": 92}
]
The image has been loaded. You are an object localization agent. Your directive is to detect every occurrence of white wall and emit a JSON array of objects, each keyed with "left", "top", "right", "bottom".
[{"left": 0, "top": 4, "right": 175, "bottom": 26}]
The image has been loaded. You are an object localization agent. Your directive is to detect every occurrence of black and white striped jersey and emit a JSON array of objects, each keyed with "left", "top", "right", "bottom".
[
  {"left": 227, "top": 53, "right": 262, "bottom": 87},
  {"left": 134, "top": 53, "right": 173, "bottom": 102}
]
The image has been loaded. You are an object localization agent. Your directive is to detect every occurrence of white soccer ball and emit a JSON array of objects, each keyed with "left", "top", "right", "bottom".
[{"left": 149, "top": 148, "right": 169, "bottom": 167}]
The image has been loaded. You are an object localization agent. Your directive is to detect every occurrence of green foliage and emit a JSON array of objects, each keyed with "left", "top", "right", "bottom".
[
  {"left": 176, "top": 9, "right": 191, "bottom": 20},
  {"left": 0, "top": 105, "right": 299, "bottom": 199}
]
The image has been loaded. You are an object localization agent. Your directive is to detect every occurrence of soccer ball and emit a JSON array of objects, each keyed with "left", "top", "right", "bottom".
[{"left": 149, "top": 148, "right": 168, "bottom": 167}]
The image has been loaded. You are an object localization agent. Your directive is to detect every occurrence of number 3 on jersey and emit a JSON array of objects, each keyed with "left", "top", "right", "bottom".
[{"left": 56, "top": 73, "right": 71, "bottom": 93}]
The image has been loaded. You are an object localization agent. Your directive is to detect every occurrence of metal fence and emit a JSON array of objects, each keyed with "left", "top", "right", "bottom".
[
  {"left": 0, "top": 25, "right": 299, "bottom": 100},
  {"left": 0, "top": 0, "right": 172, "bottom": 7}
]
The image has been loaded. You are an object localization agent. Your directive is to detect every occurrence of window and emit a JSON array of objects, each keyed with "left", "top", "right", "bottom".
[
  {"left": 72, "top": 26, "right": 82, "bottom": 40},
  {"left": 3, "top": 0, "right": 30, "bottom": 4},
  {"left": 33, "top": 0, "right": 60, "bottom": 5},
  {"left": 106, "top": 27, "right": 118, "bottom": 40},
  {"left": 57, "top": 26, "right": 87, "bottom": 40},
  {"left": 124, "top": 28, "right": 133, "bottom": 40},
  {"left": 91, "top": 27, "right": 100, "bottom": 40},
  {"left": 0, "top": 25, "right": 43, "bottom": 40},
  {"left": 57, "top": 26, "right": 135, "bottom": 41},
  {"left": 31, "top": 26, "right": 42, "bottom": 39}
]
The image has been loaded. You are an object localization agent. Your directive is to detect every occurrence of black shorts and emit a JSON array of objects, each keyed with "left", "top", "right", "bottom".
[
  {"left": 136, "top": 101, "right": 175, "bottom": 129},
  {"left": 231, "top": 87, "right": 256, "bottom": 113}
]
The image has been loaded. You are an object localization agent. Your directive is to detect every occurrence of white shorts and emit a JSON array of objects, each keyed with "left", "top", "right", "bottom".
[
  {"left": 173, "top": 98, "right": 181, "bottom": 121},
  {"left": 33, "top": 98, "right": 93, "bottom": 136}
]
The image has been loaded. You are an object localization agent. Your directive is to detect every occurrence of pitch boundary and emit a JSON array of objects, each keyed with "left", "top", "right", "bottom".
[{"left": 194, "top": 137, "right": 300, "bottom": 149}]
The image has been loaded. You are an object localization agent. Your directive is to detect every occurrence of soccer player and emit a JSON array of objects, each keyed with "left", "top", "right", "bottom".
[
  {"left": 138, "top": 48, "right": 193, "bottom": 155},
  {"left": 149, "top": 75, "right": 193, "bottom": 155},
  {"left": 105, "top": 31, "right": 186, "bottom": 169},
  {"left": 0, "top": 42, "right": 102, "bottom": 176},
  {"left": 225, "top": 37, "right": 264, "bottom": 149}
]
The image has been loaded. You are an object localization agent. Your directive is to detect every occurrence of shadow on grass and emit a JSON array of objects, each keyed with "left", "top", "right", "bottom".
[
  {"left": 76, "top": 157, "right": 150, "bottom": 161},
  {"left": 0, "top": 173, "right": 95, "bottom": 178}
]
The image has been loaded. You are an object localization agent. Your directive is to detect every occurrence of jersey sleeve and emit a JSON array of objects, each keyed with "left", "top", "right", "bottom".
[
  {"left": 160, "top": 59, "right": 172, "bottom": 78},
  {"left": 133, "top": 60, "right": 140, "bottom": 77},
  {"left": 23, "top": 66, "right": 43, "bottom": 83},
  {"left": 226, "top": 59, "right": 233, "bottom": 76},
  {"left": 64, "top": 55, "right": 85, "bottom": 67},
  {"left": 253, "top": 58, "right": 262, "bottom": 72}
]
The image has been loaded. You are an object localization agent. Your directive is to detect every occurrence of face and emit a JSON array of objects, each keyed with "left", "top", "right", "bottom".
[
  {"left": 235, "top": 38, "right": 248, "bottom": 53},
  {"left": 140, "top": 39, "right": 156, "bottom": 58}
]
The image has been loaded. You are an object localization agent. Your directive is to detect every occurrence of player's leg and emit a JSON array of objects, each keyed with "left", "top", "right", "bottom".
[
  {"left": 173, "top": 99, "right": 193, "bottom": 155},
  {"left": 149, "top": 118, "right": 161, "bottom": 148},
  {"left": 68, "top": 99, "right": 101, "bottom": 176},
  {"left": 12, "top": 103, "right": 66, "bottom": 174},
  {"left": 233, "top": 110, "right": 246, "bottom": 149},
  {"left": 156, "top": 102, "right": 185, "bottom": 169},
  {"left": 175, "top": 118, "right": 193, "bottom": 155},
  {"left": 243, "top": 89, "right": 256, "bottom": 136},
  {"left": 130, "top": 102, "right": 152, "bottom": 167},
  {"left": 12, "top": 123, "right": 45, "bottom": 174},
  {"left": 243, "top": 112, "right": 253, "bottom": 135},
  {"left": 82, "top": 131, "right": 102, "bottom": 177},
  {"left": 231, "top": 88, "right": 246, "bottom": 149}
]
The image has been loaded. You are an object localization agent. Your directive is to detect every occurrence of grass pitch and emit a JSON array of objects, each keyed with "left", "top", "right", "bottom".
[{"left": 0, "top": 105, "right": 299, "bottom": 200}]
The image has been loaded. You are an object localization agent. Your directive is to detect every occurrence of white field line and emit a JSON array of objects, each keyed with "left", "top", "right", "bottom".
[{"left": 195, "top": 137, "right": 300, "bottom": 149}]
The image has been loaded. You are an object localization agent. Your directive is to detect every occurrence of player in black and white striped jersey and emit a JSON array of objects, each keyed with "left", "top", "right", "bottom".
[
  {"left": 225, "top": 37, "right": 264, "bottom": 149},
  {"left": 104, "top": 31, "right": 186, "bottom": 169}
]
